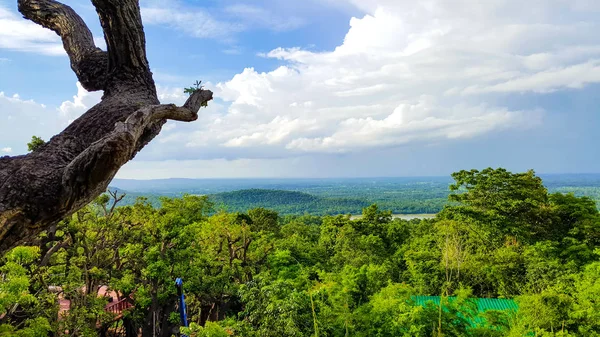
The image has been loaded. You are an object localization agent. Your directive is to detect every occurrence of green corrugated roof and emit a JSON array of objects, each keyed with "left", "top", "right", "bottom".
[
  {"left": 412, "top": 295, "right": 518, "bottom": 312},
  {"left": 411, "top": 296, "right": 518, "bottom": 328}
]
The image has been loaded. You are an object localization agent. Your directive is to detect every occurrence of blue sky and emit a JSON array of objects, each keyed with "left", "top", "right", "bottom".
[{"left": 1, "top": 0, "right": 599, "bottom": 179}]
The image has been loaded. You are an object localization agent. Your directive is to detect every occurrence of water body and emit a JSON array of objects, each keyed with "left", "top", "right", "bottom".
[{"left": 350, "top": 213, "right": 437, "bottom": 220}]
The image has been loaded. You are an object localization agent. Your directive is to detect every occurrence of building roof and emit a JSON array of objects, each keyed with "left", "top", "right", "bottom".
[
  {"left": 412, "top": 295, "right": 518, "bottom": 311},
  {"left": 411, "top": 295, "right": 518, "bottom": 328}
]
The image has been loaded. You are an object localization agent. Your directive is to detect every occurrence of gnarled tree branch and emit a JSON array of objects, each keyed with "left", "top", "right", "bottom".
[
  {"left": 0, "top": 1, "right": 214, "bottom": 254},
  {"left": 61, "top": 90, "right": 213, "bottom": 211},
  {"left": 91, "top": 0, "right": 154, "bottom": 94},
  {"left": 18, "top": 0, "right": 108, "bottom": 91}
]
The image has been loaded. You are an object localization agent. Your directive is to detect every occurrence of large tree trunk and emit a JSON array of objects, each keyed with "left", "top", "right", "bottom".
[{"left": 0, "top": 0, "right": 212, "bottom": 254}]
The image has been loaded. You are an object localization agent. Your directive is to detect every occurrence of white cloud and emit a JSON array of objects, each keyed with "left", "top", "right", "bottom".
[
  {"left": 1, "top": 147, "right": 11, "bottom": 153},
  {"left": 285, "top": 98, "right": 542, "bottom": 153},
  {"left": 461, "top": 60, "right": 600, "bottom": 94},
  {"left": 0, "top": 91, "right": 56, "bottom": 154},
  {"left": 3, "top": 0, "right": 598, "bottom": 169},
  {"left": 58, "top": 82, "right": 103, "bottom": 125},
  {"left": 141, "top": 6, "right": 243, "bottom": 40},
  {"left": 93, "top": 36, "right": 106, "bottom": 51},
  {"left": 155, "top": 85, "right": 189, "bottom": 106},
  {"left": 0, "top": 3, "right": 108, "bottom": 55},
  {"left": 223, "top": 4, "right": 305, "bottom": 32},
  {"left": 0, "top": 82, "right": 195, "bottom": 156},
  {"left": 0, "top": 81, "right": 106, "bottom": 155},
  {"left": 140, "top": 1, "right": 305, "bottom": 41},
  {"left": 0, "top": 5, "right": 64, "bottom": 55},
  {"left": 148, "top": 0, "right": 593, "bottom": 159}
]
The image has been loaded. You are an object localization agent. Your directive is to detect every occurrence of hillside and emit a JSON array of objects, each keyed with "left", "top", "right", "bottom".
[
  {"left": 109, "top": 188, "right": 445, "bottom": 215},
  {"left": 209, "top": 189, "right": 370, "bottom": 215},
  {"left": 107, "top": 174, "right": 600, "bottom": 215}
]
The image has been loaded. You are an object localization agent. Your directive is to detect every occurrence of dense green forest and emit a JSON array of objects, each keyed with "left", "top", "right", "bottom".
[
  {"left": 2, "top": 168, "right": 600, "bottom": 336},
  {"left": 114, "top": 188, "right": 445, "bottom": 215},
  {"left": 211, "top": 189, "right": 370, "bottom": 215}
]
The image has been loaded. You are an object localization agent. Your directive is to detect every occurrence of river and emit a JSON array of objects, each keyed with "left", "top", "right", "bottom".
[{"left": 349, "top": 213, "right": 437, "bottom": 220}]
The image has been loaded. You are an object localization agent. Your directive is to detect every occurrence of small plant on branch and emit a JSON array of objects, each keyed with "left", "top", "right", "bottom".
[
  {"left": 27, "top": 135, "right": 45, "bottom": 152},
  {"left": 184, "top": 80, "right": 204, "bottom": 96}
]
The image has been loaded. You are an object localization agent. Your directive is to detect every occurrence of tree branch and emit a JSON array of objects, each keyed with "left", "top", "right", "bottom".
[
  {"left": 17, "top": 0, "right": 108, "bottom": 91},
  {"left": 39, "top": 238, "right": 71, "bottom": 267},
  {"left": 90, "top": 0, "right": 151, "bottom": 85},
  {"left": 61, "top": 89, "right": 213, "bottom": 210},
  {"left": 0, "top": 0, "right": 214, "bottom": 256}
]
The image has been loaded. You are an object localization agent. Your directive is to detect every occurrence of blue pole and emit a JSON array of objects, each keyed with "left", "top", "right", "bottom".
[{"left": 175, "top": 278, "right": 188, "bottom": 329}]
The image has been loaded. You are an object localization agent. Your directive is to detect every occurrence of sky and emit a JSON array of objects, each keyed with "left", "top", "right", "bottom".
[{"left": 0, "top": 0, "right": 599, "bottom": 179}]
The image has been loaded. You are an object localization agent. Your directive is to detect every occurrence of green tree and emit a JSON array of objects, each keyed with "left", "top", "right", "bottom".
[
  {"left": 447, "top": 168, "right": 551, "bottom": 242},
  {"left": 571, "top": 261, "right": 600, "bottom": 335},
  {"left": 248, "top": 207, "right": 280, "bottom": 234},
  {"left": 116, "top": 195, "right": 213, "bottom": 337},
  {"left": 0, "top": 247, "right": 53, "bottom": 337},
  {"left": 26, "top": 136, "right": 45, "bottom": 152},
  {"left": 239, "top": 273, "right": 313, "bottom": 337}
]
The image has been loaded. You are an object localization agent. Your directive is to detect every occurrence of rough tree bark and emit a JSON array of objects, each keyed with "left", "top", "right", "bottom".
[{"left": 0, "top": 0, "right": 213, "bottom": 254}]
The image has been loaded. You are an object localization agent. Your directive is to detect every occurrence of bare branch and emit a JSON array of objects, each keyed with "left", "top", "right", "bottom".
[
  {"left": 17, "top": 0, "right": 108, "bottom": 91},
  {"left": 107, "top": 190, "right": 125, "bottom": 218},
  {"left": 90, "top": 0, "right": 151, "bottom": 83},
  {"left": 39, "top": 238, "right": 71, "bottom": 267}
]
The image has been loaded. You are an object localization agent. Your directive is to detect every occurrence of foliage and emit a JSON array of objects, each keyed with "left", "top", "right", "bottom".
[
  {"left": 26, "top": 135, "right": 45, "bottom": 152},
  {"left": 2, "top": 168, "right": 600, "bottom": 336},
  {"left": 109, "top": 174, "right": 600, "bottom": 216},
  {"left": 184, "top": 80, "right": 204, "bottom": 95},
  {"left": 0, "top": 247, "right": 54, "bottom": 337}
]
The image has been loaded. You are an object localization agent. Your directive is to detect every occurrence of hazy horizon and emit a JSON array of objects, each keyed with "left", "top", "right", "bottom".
[{"left": 111, "top": 172, "right": 600, "bottom": 181}]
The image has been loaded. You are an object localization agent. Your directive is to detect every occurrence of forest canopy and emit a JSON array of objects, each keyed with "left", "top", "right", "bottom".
[{"left": 1, "top": 168, "right": 599, "bottom": 336}]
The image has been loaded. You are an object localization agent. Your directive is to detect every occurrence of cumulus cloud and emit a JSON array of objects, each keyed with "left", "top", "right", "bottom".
[
  {"left": 0, "top": 5, "right": 64, "bottom": 55},
  {"left": 3, "top": 0, "right": 598, "bottom": 165},
  {"left": 0, "top": 82, "right": 202, "bottom": 156},
  {"left": 0, "top": 91, "right": 54, "bottom": 154},
  {"left": 58, "top": 82, "right": 103, "bottom": 125},
  {"left": 0, "top": 80, "right": 107, "bottom": 155},
  {"left": 135, "top": 0, "right": 600, "bottom": 161},
  {"left": 285, "top": 98, "right": 542, "bottom": 153},
  {"left": 461, "top": 60, "right": 600, "bottom": 94}
]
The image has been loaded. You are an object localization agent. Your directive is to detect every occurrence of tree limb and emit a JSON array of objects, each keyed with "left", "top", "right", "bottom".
[
  {"left": 17, "top": 0, "right": 108, "bottom": 91},
  {"left": 0, "top": 0, "right": 214, "bottom": 255},
  {"left": 0, "top": 89, "right": 213, "bottom": 254},
  {"left": 61, "top": 89, "right": 213, "bottom": 214},
  {"left": 90, "top": 0, "right": 153, "bottom": 91},
  {"left": 39, "top": 237, "right": 71, "bottom": 267}
]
